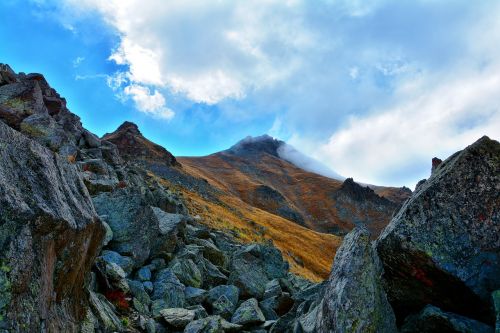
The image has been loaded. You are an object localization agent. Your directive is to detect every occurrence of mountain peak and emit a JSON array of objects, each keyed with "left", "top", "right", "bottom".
[
  {"left": 103, "top": 121, "right": 178, "bottom": 166},
  {"left": 226, "top": 134, "right": 284, "bottom": 157},
  {"left": 116, "top": 121, "right": 141, "bottom": 134}
]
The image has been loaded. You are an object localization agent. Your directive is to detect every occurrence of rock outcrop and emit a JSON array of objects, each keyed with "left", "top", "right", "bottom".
[
  {"left": 377, "top": 136, "right": 500, "bottom": 324},
  {"left": 316, "top": 227, "right": 397, "bottom": 333},
  {"left": 102, "top": 121, "right": 178, "bottom": 167},
  {"left": 0, "top": 119, "right": 104, "bottom": 331}
]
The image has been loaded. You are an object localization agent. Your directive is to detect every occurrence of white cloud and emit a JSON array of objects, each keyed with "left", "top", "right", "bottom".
[
  {"left": 123, "top": 84, "right": 174, "bottom": 120},
  {"left": 62, "top": 0, "right": 311, "bottom": 105},
  {"left": 306, "top": 65, "right": 500, "bottom": 187}
]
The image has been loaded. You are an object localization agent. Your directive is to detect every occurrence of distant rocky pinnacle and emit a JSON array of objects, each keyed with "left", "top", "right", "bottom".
[{"left": 0, "top": 63, "right": 498, "bottom": 333}]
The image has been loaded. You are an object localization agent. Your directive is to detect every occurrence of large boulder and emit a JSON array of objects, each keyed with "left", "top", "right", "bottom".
[
  {"left": 0, "top": 120, "right": 105, "bottom": 331},
  {"left": 317, "top": 227, "right": 397, "bottom": 333},
  {"left": 376, "top": 136, "right": 500, "bottom": 324},
  {"left": 228, "top": 244, "right": 288, "bottom": 299},
  {"left": 92, "top": 190, "right": 187, "bottom": 267}
]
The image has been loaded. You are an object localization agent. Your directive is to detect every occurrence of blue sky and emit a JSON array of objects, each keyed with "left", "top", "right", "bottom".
[{"left": 1, "top": 0, "right": 499, "bottom": 187}]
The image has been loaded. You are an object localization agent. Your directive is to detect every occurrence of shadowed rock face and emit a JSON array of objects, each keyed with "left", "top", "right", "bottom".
[
  {"left": 377, "top": 136, "right": 500, "bottom": 325},
  {"left": 102, "top": 121, "right": 178, "bottom": 167},
  {"left": 0, "top": 120, "right": 105, "bottom": 332}
]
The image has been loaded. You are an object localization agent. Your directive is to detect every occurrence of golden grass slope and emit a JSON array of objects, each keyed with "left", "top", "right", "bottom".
[{"left": 154, "top": 173, "right": 341, "bottom": 282}]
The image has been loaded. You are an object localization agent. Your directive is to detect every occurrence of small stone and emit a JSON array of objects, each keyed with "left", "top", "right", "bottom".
[
  {"left": 263, "top": 279, "right": 282, "bottom": 299},
  {"left": 137, "top": 266, "right": 152, "bottom": 282},
  {"left": 143, "top": 281, "right": 154, "bottom": 294}
]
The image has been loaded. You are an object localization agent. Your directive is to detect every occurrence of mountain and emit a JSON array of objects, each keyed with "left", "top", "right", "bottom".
[
  {"left": 101, "top": 123, "right": 340, "bottom": 281},
  {"left": 1, "top": 63, "right": 497, "bottom": 332},
  {"left": 179, "top": 135, "right": 411, "bottom": 237}
]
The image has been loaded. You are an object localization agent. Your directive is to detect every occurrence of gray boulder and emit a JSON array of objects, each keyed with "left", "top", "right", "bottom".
[
  {"left": 376, "top": 136, "right": 500, "bottom": 324},
  {"left": 231, "top": 298, "right": 266, "bottom": 326},
  {"left": 184, "top": 315, "right": 223, "bottom": 333},
  {"left": 228, "top": 244, "right": 288, "bottom": 299},
  {"left": 401, "top": 305, "right": 494, "bottom": 333},
  {"left": 317, "top": 227, "right": 397, "bottom": 333},
  {"left": 93, "top": 190, "right": 187, "bottom": 267},
  {"left": 160, "top": 308, "right": 195, "bottom": 328},
  {"left": 98, "top": 250, "right": 134, "bottom": 275},
  {"left": 171, "top": 258, "right": 203, "bottom": 288},
  {"left": 151, "top": 269, "right": 186, "bottom": 310}
]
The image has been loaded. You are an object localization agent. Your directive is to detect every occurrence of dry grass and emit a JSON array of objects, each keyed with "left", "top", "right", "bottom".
[
  {"left": 189, "top": 193, "right": 340, "bottom": 281},
  {"left": 165, "top": 176, "right": 341, "bottom": 281}
]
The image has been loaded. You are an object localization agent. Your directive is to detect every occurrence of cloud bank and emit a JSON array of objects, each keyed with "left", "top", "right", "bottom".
[{"left": 41, "top": 0, "right": 500, "bottom": 186}]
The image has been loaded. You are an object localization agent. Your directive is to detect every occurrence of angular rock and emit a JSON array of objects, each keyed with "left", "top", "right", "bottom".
[
  {"left": 184, "top": 315, "right": 223, "bottom": 333},
  {"left": 317, "top": 227, "right": 397, "bottom": 333},
  {"left": 187, "top": 304, "right": 209, "bottom": 319},
  {"left": 0, "top": 120, "right": 104, "bottom": 331},
  {"left": 97, "top": 260, "right": 129, "bottom": 293},
  {"left": 376, "top": 136, "right": 500, "bottom": 324},
  {"left": 263, "top": 279, "right": 282, "bottom": 299},
  {"left": 171, "top": 258, "right": 203, "bottom": 288},
  {"left": 231, "top": 298, "right": 266, "bottom": 326},
  {"left": 212, "top": 295, "right": 236, "bottom": 320},
  {"left": 98, "top": 250, "right": 134, "bottom": 275},
  {"left": 88, "top": 291, "right": 124, "bottom": 332},
  {"left": 401, "top": 305, "right": 494, "bottom": 333},
  {"left": 92, "top": 191, "right": 186, "bottom": 267},
  {"left": 259, "top": 293, "right": 294, "bottom": 319},
  {"left": 151, "top": 269, "right": 186, "bottom": 309},
  {"left": 185, "top": 287, "right": 207, "bottom": 305},
  {"left": 160, "top": 308, "right": 195, "bottom": 328},
  {"left": 207, "top": 285, "right": 239, "bottom": 307},
  {"left": 196, "top": 257, "right": 228, "bottom": 289},
  {"left": 228, "top": 244, "right": 288, "bottom": 299},
  {"left": 192, "top": 238, "right": 228, "bottom": 268},
  {"left": 128, "top": 279, "right": 151, "bottom": 306},
  {"left": 143, "top": 281, "right": 154, "bottom": 294}
]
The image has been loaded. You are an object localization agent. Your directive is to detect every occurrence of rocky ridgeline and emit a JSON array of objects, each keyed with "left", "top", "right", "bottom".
[{"left": 0, "top": 64, "right": 499, "bottom": 333}]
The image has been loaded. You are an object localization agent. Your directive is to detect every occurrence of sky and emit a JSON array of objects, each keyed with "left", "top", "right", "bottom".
[{"left": 1, "top": 0, "right": 499, "bottom": 188}]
